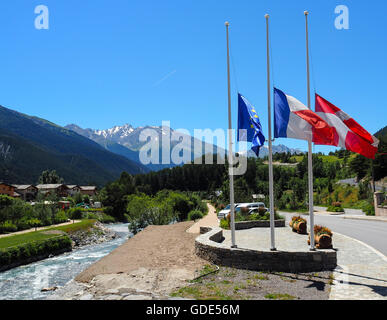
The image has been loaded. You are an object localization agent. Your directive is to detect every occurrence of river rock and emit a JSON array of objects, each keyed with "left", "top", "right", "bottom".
[
  {"left": 41, "top": 286, "right": 58, "bottom": 292},
  {"left": 69, "top": 221, "right": 117, "bottom": 249}
]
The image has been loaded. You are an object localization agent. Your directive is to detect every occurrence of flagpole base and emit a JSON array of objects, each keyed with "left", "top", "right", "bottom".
[
  {"left": 231, "top": 245, "right": 238, "bottom": 248},
  {"left": 270, "top": 248, "right": 277, "bottom": 251},
  {"left": 309, "top": 247, "right": 316, "bottom": 251}
]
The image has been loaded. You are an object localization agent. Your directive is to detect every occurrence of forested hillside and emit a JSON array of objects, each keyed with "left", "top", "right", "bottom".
[{"left": 0, "top": 106, "right": 149, "bottom": 186}]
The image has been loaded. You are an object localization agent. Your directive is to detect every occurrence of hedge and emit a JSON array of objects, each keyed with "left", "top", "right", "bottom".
[
  {"left": 188, "top": 210, "right": 204, "bottom": 221},
  {"left": 0, "top": 235, "right": 72, "bottom": 270}
]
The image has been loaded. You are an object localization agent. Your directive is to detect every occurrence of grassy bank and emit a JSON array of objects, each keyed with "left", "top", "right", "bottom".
[{"left": 0, "top": 220, "right": 97, "bottom": 271}]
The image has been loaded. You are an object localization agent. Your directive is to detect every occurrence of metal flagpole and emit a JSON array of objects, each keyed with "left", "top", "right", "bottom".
[
  {"left": 304, "top": 11, "right": 315, "bottom": 251},
  {"left": 225, "top": 21, "right": 237, "bottom": 248},
  {"left": 265, "top": 14, "right": 276, "bottom": 251}
]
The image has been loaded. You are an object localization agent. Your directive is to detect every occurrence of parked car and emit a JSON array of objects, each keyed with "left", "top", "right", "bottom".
[
  {"left": 221, "top": 202, "right": 267, "bottom": 219},
  {"left": 218, "top": 203, "right": 239, "bottom": 220},
  {"left": 248, "top": 207, "right": 269, "bottom": 215}
]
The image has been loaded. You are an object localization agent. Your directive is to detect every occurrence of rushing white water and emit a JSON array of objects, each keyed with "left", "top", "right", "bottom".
[{"left": 0, "top": 223, "right": 131, "bottom": 300}]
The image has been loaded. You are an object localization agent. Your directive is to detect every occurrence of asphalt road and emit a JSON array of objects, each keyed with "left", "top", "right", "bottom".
[{"left": 280, "top": 212, "right": 387, "bottom": 257}]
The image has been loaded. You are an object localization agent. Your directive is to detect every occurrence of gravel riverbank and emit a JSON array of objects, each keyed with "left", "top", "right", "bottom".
[{"left": 69, "top": 221, "right": 117, "bottom": 249}]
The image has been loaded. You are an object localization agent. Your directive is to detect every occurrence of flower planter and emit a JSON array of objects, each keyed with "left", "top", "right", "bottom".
[
  {"left": 289, "top": 217, "right": 307, "bottom": 234},
  {"left": 308, "top": 225, "right": 333, "bottom": 249}
]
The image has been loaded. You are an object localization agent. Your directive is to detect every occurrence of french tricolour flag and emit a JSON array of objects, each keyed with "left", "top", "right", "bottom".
[
  {"left": 315, "top": 94, "right": 379, "bottom": 159},
  {"left": 274, "top": 88, "right": 335, "bottom": 145}
]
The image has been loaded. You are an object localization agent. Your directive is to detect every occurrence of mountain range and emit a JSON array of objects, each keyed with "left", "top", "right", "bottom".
[
  {"left": 65, "top": 123, "right": 227, "bottom": 171},
  {"left": 0, "top": 106, "right": 149, "bottom": 186}
]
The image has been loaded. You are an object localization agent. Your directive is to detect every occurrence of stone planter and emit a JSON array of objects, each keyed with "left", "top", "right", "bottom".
[{"left": 234, "top": 219, "right": 285, "bottom": 230}]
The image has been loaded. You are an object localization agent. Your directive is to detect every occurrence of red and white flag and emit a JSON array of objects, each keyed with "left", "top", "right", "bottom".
[{"left": 315, "top": 94, "right": 379, "bottom": 159}]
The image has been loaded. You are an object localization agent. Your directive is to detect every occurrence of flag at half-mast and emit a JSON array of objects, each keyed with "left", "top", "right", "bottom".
[
  {"left": 273, "top": 87, "right": 335, "bottom": 145},
  {"left": 237, "top": 93, "right": 266, "bottom": 157},
  {"left": 314, "top": 94, "right": 379, "bottom": 159}
]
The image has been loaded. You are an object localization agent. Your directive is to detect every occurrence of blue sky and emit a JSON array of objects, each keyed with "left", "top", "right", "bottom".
[{"left": 0, "top": 0, "right": 385, "bottom": 153}]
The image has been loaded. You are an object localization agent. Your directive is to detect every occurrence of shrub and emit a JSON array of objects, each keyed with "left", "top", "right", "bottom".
[
  {"left": 0, "top": 235, "right": 72, "bottom": 268},
  {"left": 188, "top": 210, "right": 203, "bottom": 221},
  {"left": 99, "top": 213, "right": 116, "bottom": 224},
  {"left": 28, "top": 219, "right": 42, "bottom": 230},
  {"left": 0, "top": 221, "right": 17, "bottom": 234},
  {"left": 86, "top": 213, "right": 98, "bottom": 220},
  {"left": 16, "top": 217, "right": 32, "bottom": 231},
  {"left": 68, "top": 208, "right": 84, "bottom": 220},
  {"left": 54, "top": 211, "right": 68, "bottom": 224},
  {"left": 220, "top": 218, "right": 229, "bottom": 229},
  {"left": 327, "top": 205, "right": 344, "bottom": 212}
]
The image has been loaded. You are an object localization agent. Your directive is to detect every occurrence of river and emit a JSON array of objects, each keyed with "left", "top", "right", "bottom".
[{"left": 0, "top": 223, "right": 131, "bottom": 300}]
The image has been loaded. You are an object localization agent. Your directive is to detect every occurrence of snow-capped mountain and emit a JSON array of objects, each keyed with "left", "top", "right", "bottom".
[
  {"left": 65, "top": 124, "right": 226, "bottom": 171},
  {"left": 238, "top": 145, "right": 304, "bottom": 158},
  {"left": 94, "top": 124, "right": 135, "bottom": 140}
]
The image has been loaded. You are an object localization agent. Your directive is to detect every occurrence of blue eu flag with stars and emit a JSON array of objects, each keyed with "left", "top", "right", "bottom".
[{"left": 237, "top": 93, "right": 266, "bottom": 157}]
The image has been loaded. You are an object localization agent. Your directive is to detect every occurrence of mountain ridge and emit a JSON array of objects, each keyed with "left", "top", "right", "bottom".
[{"left": 0, "top": 106, "right": 149, "bottom": 186}]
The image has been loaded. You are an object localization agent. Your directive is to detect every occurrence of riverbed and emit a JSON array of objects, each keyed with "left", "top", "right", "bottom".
[{"left": 0, "top": 223, "right": 130, "bottom": 300}]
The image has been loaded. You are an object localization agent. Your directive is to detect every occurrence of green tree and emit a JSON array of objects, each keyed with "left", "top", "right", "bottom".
[
  {"left": 38, "top": 170, "right": 64, "bottom": 184},
  {"left": 349, "top": 155, "right": 370, "bottom": 181}
]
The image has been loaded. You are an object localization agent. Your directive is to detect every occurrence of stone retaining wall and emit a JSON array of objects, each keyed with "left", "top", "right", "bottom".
[
  {"left": 234, "top": 219, "right": 285, "bottom": 230},
  {"left": 195, "top": 227, "right": 337, "bottom": 273}
]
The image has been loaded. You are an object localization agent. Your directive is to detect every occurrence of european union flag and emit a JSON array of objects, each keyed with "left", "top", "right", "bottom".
[{"left": 237, "top": 93, "right": 266, "bottom": 157}]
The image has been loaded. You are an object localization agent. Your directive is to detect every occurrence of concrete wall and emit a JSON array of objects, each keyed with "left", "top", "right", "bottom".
[{"left": 196, "top": 227, "right": 337, "bottom": 273}]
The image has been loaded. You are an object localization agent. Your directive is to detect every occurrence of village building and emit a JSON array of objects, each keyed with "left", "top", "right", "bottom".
[
  {"left": 0, "top": 182, "right": 20, "bottom": 198},
  {"left": 66, "top": 185, "right": 81, "bottom": 196},
  {"left": 80, "top": 186, "right": 97, "bottom": 197},
  {"left": 36, "top": 184, "right": 69, "bottom": 197},
  {"left": 12, "top": 185, "right": 38, "bottom": 201}
]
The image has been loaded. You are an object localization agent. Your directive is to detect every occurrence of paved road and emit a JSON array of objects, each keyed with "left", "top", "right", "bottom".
[{"left": 279, "top": 212, "right": 387, "bottom": 257}]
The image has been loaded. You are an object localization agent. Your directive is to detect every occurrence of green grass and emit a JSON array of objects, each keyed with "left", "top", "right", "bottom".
[
  {"left": 0, "top": 219, "right": 96, "bottom": 249},
  {"left": 0, "top": 231, "right": 61, "bottom": 249},
  {"left": 46, "top": 219, "right": 97, "bottom": 234},
  {"left": 253, "top": 274, "right": 269, "bottom": 280},
  {"left": 264, "top": 293, "right": 296, "bottom": 300}
]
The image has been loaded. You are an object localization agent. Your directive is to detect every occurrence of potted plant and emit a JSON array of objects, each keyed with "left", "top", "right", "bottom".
[
  {"left": 289, "top": 215, "right": 307, "bottom": 234},
  {"left": 308, "top": 225, "right": 333, "bottom": 249}
]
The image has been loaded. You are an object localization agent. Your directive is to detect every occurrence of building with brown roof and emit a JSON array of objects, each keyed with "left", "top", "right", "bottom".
[
  {"left": 0, "top": 182, "right": 17, "bottom": 197},
  {"left": 36, "top": 184, "right": 69, "bottom": 197},
  {"left": 13, "top": 185, "right": 38, "bottom": 201},
  {"left": 79, "top": 186, "right": 97, "bottom": 197}
]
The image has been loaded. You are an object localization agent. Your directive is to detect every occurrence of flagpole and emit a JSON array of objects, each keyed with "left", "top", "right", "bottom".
[
  {"left": 265, "top": 14, "right": 276, "bottom": 251},
  {"left": 304, "top": 11, "right": 315, "bottom": 251},
  {"left": 225, "top": 21, "right": 237, "bottom": 248}
]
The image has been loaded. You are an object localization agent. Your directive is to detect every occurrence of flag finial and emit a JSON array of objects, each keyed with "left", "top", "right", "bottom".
[
  {"left": 304, "top": 10, "right": 309, "bottom": 15},
  {"left": 264, "top": 14, "right": 269, "bottom": 19},
  {"left": 225, "top": 21, "right": 229, "bottom": 26}
]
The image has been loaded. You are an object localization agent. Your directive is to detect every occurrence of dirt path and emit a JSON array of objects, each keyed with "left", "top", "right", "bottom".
[
  {"left": 186, "top": 203, "right": 219, "bottom": 234},
  {"left": 0, "top": 220, "right": 81, "bottom": 239},
  {"left": 76, "top": 221, "right": 207, "bottom": 283},
  {"left": 49, "top": 209, "right": 222, "bottom": 299}
]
